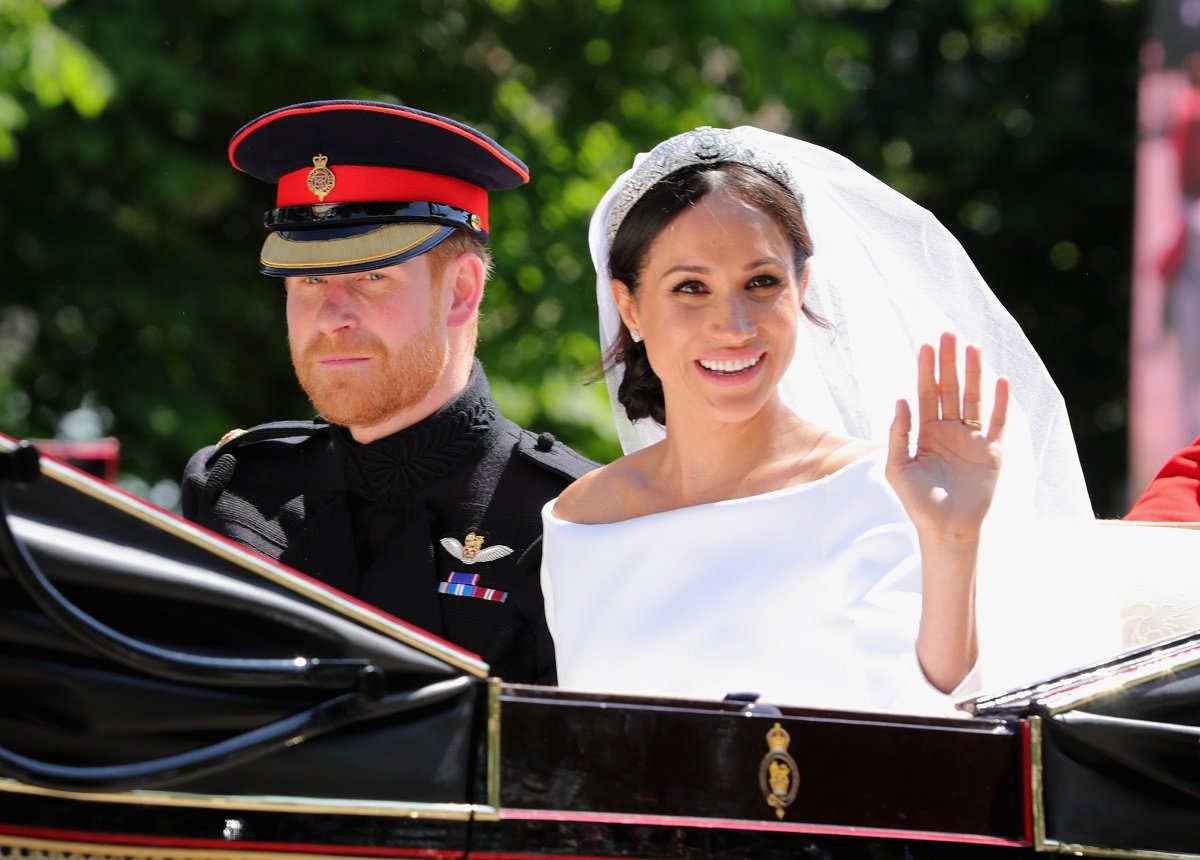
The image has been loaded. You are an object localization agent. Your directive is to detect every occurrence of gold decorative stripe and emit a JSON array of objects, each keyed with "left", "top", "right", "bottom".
[
  {"left": 0, "top": 833, "right": 453, "bottom": 860},
  {"left": 1028, "top": 716, "right": 1045, "bottom": 850},
  {"left": 1042, "top": 644, "right": 1200, "bottom": 716},
  {"left": 1033, "top": 838, "right": 1200, "bottom": 859},
  {"left": 0, "top": 779, "right": 490, "bottom": 821},
  {"left": 487, "top": 678, "right": 502, "bottom": 810}
]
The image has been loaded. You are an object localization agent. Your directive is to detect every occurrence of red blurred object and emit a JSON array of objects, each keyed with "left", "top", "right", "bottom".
[{"left": 28, "top": 437, "right": 120, "bottom": 483}]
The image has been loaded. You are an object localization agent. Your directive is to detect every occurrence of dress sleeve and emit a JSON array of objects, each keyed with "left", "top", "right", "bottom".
[
  {"left": 823, "top": 460, "right": 967, "bottom": 716},
  {"left": 839, "top": 523, "right": 967, "bottom": 716}
]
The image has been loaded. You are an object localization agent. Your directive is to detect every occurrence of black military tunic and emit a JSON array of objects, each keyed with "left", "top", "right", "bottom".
[{"left": 180, "top": 362, "right": 595, "bottom": 684}]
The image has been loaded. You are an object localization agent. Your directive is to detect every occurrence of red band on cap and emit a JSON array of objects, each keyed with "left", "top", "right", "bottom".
[{"left": 276, "top": 165, "right": 489, "bottom": 231}]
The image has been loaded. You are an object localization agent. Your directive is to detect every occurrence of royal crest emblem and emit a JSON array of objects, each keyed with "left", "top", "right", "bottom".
[
  {"left": 306, "top": 154, "right": 336, "bottom": 202},
  {"left": 439, "top": 529, "right": 513, "bottom": 565},
  {"left": 758, "top": 722, "right": 800, "bottom": 819}
]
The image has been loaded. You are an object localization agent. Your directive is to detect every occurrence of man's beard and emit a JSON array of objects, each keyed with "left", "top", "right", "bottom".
[{"left": 291, "top": 316, "right": 447, "bottom": 431}]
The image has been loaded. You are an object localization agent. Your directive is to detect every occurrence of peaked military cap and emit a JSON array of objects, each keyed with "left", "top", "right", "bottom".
[{"left": 228, "top": 100, "right": 530, "bottom": 277}]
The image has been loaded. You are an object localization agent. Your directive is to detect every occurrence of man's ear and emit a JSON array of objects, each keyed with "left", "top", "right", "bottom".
[
  {"left": 611, "top": 279, "right": 639, "bottom": 334},
  {"left": 445, "top": 252, "right": 486, "bottom": 328}
]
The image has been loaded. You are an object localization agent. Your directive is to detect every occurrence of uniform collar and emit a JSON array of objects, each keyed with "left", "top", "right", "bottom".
[{"left": 330, "top": 361, "right": 502, "bottom": 503}]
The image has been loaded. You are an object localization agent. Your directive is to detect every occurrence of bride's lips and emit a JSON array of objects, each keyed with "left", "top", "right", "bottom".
[{"left": 695, "top": 352, "right": 766, "bottom": 384}]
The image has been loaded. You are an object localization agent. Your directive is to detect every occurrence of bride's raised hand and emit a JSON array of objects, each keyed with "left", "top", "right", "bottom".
[{"left": 886, "top": 331, "right": 1008, "bottom": 541}]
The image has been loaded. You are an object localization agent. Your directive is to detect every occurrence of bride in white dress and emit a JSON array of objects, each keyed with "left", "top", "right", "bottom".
[{"left": 539, "top": 127, "right": 1127, "bottom": 715}]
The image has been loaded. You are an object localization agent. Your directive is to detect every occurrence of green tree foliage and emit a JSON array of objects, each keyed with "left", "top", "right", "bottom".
[
  {"left": 0, "top": 0, "right": 115, "bottom": 158},
  {"left": 0, "top": 0, "right": 1139, "bottom": 514}
]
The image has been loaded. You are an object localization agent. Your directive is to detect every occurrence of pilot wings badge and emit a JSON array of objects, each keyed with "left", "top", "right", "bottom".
[
  {"left": 438, "top": 529, "right": 513, "bottom": 603},
  {"left": 439, "top": 529, "right": 513, "bottom": 565}
]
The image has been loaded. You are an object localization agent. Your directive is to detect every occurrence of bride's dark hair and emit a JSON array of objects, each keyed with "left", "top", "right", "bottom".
[{"left": 603, "top": 162, "right": 815, "bottom": 426}]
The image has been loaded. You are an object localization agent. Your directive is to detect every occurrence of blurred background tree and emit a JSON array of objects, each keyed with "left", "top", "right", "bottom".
[{"left": 0, "top": 0, "right": 1138, "bottom": 514}]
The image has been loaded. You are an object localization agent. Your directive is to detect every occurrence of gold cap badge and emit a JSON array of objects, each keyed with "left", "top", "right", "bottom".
[{"left": 306, "top": 154, "right": 336, "bottom": 202}]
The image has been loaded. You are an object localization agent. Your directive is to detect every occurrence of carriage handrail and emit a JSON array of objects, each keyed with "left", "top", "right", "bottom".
[
  {"left": 0, "top": 443, "right": 377, "bottom": 690},
  {"left": 0, "top": 674, "right": 473, "bottom": 791}
]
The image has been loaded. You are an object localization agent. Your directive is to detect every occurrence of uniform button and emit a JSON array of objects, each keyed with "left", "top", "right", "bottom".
[{"left": 536, "top": 432, "right": 555, "bottom": 452}]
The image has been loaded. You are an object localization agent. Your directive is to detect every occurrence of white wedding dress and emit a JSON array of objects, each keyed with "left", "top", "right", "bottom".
[
  {"left": 542, "top": 455, "right": 1200, "bottom": 714},
  {"left": 541, "top": 451, "right": 963, "bottom": 715}
]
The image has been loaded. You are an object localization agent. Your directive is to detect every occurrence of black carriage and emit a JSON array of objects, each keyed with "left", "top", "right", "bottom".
[{"left": 1, "top": 436, "right": 1196, "bottom": 860}]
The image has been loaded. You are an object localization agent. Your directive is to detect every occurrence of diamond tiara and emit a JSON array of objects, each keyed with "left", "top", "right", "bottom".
[{"left": 605, "top": 126, "right": 797, "bottom": 244}]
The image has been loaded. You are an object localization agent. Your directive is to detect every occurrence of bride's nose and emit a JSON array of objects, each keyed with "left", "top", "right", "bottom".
[{"left": 710, "top": 293, "right": 756, "bottom": 339}]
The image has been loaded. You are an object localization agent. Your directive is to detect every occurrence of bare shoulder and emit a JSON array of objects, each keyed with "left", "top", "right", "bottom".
[
  {"left": 814, "top": 436, "right": 879, "bottom": 478},
  {"left": 551, "top": 451, "right": 655, "bottom": 525}
]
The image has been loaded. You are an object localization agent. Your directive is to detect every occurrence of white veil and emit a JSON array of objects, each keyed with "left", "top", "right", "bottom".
[{"left": 589, "top": 126, "right": 1094, "bottom": 523}]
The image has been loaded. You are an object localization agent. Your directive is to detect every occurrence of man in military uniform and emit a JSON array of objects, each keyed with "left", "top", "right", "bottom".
[{"left": 181, "top": 100, "right": 595, "bottom": 684}]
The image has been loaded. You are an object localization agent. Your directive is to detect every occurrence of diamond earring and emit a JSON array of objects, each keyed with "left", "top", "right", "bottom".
[{"left": 630, "top": 329, "right": 642, "bottom": 343}]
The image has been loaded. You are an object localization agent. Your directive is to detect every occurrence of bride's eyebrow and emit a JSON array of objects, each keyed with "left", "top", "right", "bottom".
[
  {"left": 660, "top": 263, "right": 712, "bottom": 277},
  {"left": 660, "top": 257, "right": 786, "bottom": 278}
]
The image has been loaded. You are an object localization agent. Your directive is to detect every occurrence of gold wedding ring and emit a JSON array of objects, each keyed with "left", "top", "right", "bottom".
[{"left": 961, "top": 418, "right": 983, "bottom": 429}]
